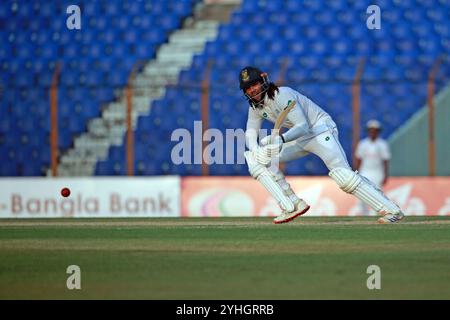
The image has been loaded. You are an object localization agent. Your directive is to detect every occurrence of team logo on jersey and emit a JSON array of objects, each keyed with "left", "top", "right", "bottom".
[
  {"left": 241, "top": 69, "right": 250, "bottom": 82},
  {"left": 263, "top": 112, "right": 268, "bottom": 118}
]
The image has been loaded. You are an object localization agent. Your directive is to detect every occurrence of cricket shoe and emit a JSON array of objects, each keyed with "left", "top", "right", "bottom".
[
  {"left": 377, "top": 211, "right": 405, "bottom": 224},
  {"left": 273, "top": 199, "right": 310, "bottom": 224}
]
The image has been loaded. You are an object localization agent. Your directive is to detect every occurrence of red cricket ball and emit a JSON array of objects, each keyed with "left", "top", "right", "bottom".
[{"left": 61, "top": 187, "right": 71, "bottom": 197}]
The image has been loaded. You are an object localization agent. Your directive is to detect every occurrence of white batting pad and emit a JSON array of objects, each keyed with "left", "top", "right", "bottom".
[
  {"left": 271, "top": 167, "right": 300, "bottom": 203},
  {"left": 245, "top": 151, "right": 295, "bottom": 212},
  {"left": 258, "top": 174, "right": 295, "bottom": 212},
  {"left": 329, "top": 167, "right": 402, "bottom": 215}
]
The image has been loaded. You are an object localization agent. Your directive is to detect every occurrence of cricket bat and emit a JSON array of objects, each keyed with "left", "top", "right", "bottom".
[{"left": 271, "top": 100, "right": 296, "bottom": 142}]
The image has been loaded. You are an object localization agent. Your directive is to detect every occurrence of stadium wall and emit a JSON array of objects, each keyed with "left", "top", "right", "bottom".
[
  {"left": 0, "top": 177, "right": 449, "bottom": 218},
  {"left": 389, "top": 84, "right": 450, "bottom": 176}
]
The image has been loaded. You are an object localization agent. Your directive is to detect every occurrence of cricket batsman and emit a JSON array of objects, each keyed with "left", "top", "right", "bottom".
[{"left": 239, "top": 66, "right": 405, "bottom": 224}]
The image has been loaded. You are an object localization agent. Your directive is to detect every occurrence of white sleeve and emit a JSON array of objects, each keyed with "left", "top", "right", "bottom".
[
  {"left": 275, "top": 91, "right": 310, "bottom": 143},
  {"left": 282, "top": 109, "right": 310, "bottom": 142},
  {"left": 245, "top": 107, "right": 262, "bottom": 152},
  {"left": 381, "top": 141, "right": 391, "bottom": 160}
]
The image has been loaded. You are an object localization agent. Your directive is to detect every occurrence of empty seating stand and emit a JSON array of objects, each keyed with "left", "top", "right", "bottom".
[
  {"left": 0, "top": 0, "right": 199, "bottom": 176},
  {"left": 2, "top": 0, "right": 448, "bottom": 176}
]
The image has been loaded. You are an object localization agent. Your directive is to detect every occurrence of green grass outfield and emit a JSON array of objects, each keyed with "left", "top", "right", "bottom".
[{"left": 0, "top": 216, "right": 449, "bottom": 299}]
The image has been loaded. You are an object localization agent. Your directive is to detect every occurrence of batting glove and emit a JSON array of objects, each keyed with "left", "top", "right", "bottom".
[
  {"left": 255, "top": 144, "right": 282, "bottom": 166},
  {"left": 260, "top": 134, "right": 284, "bottom": 147},
  {"left": 254, "top": 147, "right": 270, "bottom": 166}
]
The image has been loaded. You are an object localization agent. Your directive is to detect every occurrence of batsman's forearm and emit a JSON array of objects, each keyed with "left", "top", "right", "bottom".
[
  {"left": 245, "top": 128, "right": 259, "bottom": 152},
  {"left": 281, "top": 124, "right": 309, "bottom": 143}
]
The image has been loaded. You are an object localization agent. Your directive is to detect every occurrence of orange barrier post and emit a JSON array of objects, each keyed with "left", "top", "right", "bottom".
[
  {"left": 427, "top": 56, "right": 443, "bottom": 176},
  {"left": 50, "top": 63, "right": 61, "bottom": 176},
  {"left": 126, "top": 61, "right": 141, "bottom": 176},
  {"left": 201, "top": 60, "right": 213, "bottom": 176},
  {"left": 351, "top": 58, "right": 365, "bottom": 168}
]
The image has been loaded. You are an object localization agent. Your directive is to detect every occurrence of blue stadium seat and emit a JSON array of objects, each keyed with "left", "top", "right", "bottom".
[
  {"left": 108, "top": 146, "right": 125, "bottom": 161},
  {"left": 0, "top": 162, "right": 18, "bottom": 176},
  {"left": 95, "top": 160, "right": 114, "bottom": 176}
]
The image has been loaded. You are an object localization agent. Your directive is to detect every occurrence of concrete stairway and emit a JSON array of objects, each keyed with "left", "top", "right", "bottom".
[{"left": 49, "top": 1, "right": 239, "bottom": 176}]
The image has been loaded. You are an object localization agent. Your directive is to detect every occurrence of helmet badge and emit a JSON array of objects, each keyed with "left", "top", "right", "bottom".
[{"left": 241, "top": 69, "right": 250, "bottom": 82}]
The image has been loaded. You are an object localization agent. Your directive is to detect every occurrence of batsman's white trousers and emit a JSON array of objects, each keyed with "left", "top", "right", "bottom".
[
  {"left": 276, "top": 122, "right": 401, "bottom": 215},
  {"left": 278, "top": 123, "right": 350, "bottom": 171}
]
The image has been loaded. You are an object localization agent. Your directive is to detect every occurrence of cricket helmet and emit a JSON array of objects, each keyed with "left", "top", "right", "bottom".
[
  {"left": 239, "top": 66, "right": 270, "bottom": 107},
  {"left": 239, "top": 66, "right": 268, "bottom": 90}
]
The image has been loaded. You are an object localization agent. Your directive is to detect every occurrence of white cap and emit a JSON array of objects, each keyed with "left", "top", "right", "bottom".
[{"left": 366, "top": 119, "right": 381, "bottom": 129}]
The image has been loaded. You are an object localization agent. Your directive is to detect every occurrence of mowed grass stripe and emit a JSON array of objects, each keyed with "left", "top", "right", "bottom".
[
  {"left": 1, "top": 216, "right": 449, "bottom": 228},
  {"left": 0, "top": 217, "right": 449, "bottom": 299}
]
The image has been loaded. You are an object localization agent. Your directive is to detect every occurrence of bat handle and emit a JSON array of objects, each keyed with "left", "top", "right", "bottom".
[{"left": 271, "top": 129, "right": 280, "bottom": 144}]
